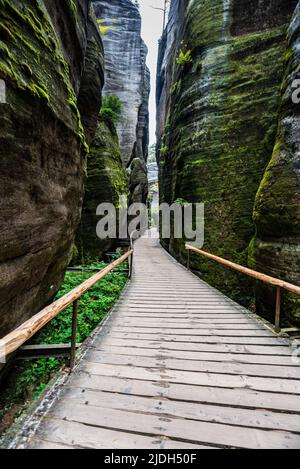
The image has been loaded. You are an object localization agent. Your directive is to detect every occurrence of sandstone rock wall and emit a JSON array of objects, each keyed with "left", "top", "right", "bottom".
[
  {"left": 252, "top": 1, "right": 300, "bottom": 324},
  {"left": 92, "top": 0, "right": 149, "bottom": 204},
  {"left": 78, "top": 117, "right": 127, "bottom": 260},
  {"left": 78, "top": 0, "right": 149, "bottom": 262},
  {"left": 157, "top": 0, "right": 299, "bottom": 322},
  {"left": 0, "top": 0, "right": 104, "bottom": 336},
  {"left": 147, "top": 145, "right": 159, "bottom": 228}
]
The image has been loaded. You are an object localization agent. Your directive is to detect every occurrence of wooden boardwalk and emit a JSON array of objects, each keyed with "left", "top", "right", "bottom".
[{"left": 20, "top": 233, "right": 300, "bottom": 449}]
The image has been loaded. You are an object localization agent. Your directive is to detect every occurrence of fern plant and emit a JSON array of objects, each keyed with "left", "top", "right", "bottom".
[{"left": 176, "top": 49, "right": 193, "bottom": 66}]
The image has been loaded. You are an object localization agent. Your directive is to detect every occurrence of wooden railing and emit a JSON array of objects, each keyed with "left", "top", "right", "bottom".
[
  {"left": 0, "top": 250, "right": 133, "bottom": 368},
  {"left": 186, "top": 244, "right": 300, "bottom": 333}
]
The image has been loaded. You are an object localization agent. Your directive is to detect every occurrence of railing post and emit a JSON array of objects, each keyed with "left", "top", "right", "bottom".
[
  {"left": 129, "top": 252, "right": 133, "bottom": 279},
  {"left": 187, "top": 249, "right": 190, "bottom": 271},
  {"left": 275, "top": 286, "right": 281, "bottom": 333},
  {"left": 70, "top": 300, "right": 78, "bottom": 370}
]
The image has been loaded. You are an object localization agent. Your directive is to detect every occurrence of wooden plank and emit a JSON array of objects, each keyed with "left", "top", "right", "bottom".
[
  {"left": 129, "top": 285, "right": 209, "bottom": 289},
  {"left": 100, "top": 337, "right": 292, "bottom": 353},
  {"left": 109, "top": 321, "right": 274, "bottom": 335},
  {"left": 47, "top": 401, "right": 300, "bottom": 449},
  {"left": 108, "top": 328, "right": 277, "bottom": 338},
  {"left": 116, "top": 321, "right": 267, "bottom": 330},
  {"left": 122, "top": 292, "right": 237, "bottom": 297},
  {"left": 60, "top": 387, "right": 300, "bottom": 433},
  {"left": 87, "top": 351, "right": 300, "bottom": 379},
  {"left": 126, "top": 290, "right": 229, "bottom": 294},
  {"left": 107, "top": 332, "right": 283, "bottom": 345},
  {"left": 123, "top": 293, "right": 234, "bottom": 297},
  {"left": 120, "top": 314, "right": 257, "bottom": 319},
  {"left": 118, "top": 307, "right": 246, "bottom": 312},
  {"left": 120, "top": 296, "right": 235, "bottom": 300},
  {"left": 121, "top": 296, "right": 233, "bottom": 301},
  {"left": 94, "top": 344, "right": 297, "bottom": 366},
  {"left": 118, "top": 308, "right": 254, "bottom": 314},
  {"left": 17, "top": 344, "right": 79, "bottom": 360},
  {"left": 26, "top": 439, "right": 78, "bottom": 450},
  {"left": 119, "top": 306, "right": 240, "bottom": 311},
  {"left": 118, "top": 311, "right": 246, "bottom": 316},
  {"left": 127, "top": 285, "right": 225, "bottom": 288},
  {"left": 121, "top": 296, "right": 234, "bottom": 300},
  {"left": 127, "top": 290, "right": 216, "bottom": 294},
  {"left": 118, "top": 303, "right": 246, "bottom": 310},
  {"left": 122, "top": 298, "right": 237, "bottom": 311},
  {"left": 68, "top": 373, "right": 300, "bottom": 413},
  {"left": 121, "top": 299, "right": 239, "bottom": 304},
  {"left": 80, "top": 362, "right": 300, "bottom": 394},
  {"left": 33, "top": 417, "right": 206, "bottom": 449},
  {"left": 116, "top": 320, "right": 265, "bottom": 335},
  {"left": 117, "top": 316, "right": 257, "bottom": 324}
]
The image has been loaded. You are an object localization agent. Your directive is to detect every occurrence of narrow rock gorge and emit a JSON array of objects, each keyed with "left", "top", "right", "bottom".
[
  {"left": 157, "top": 0, "right": 300, "bottom": 323},
  {"left": 2, "top": 0, "right": 300, "bottom": 451},
  {"left": 92, "top": 0, "right": 150, "bottom": 205},
  {"left": 1, "top": 0, "right": 299, "bottom": 342},
  {"left": 78, "top": 0, "right": 150, "bottom": 260},
  {"left": 78, "top": 116, "right": 127, "bottom": 260},
  {"left": 0, "top": 0, "right": 150, "bottom": 335}
]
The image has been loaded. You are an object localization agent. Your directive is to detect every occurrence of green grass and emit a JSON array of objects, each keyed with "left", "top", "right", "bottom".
[{"left": 0, "top": 259, "right": 127, "bottom": 435}]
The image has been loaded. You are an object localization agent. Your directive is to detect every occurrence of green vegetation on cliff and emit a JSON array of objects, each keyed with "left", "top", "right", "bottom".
[
  {"left": 78, "top": 116, "right": 127, "bottom": 262},
  {"left": 0, "top": 0, "right": 105, "bottom": 338},
  {"left": 251, "top": 4, "right": 300, "bottom": 324},
  {"left": 100, "top": 94, "right": 123, "bottom": 125},
  {"left": 0, "top": 0, "right": 88, "bottom": 152}
]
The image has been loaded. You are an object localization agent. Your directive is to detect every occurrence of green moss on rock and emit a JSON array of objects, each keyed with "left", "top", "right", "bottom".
[
  {"left": 0, "top": 0, "right": 88, "bottom": 153},
  {"left": 157, "top": 0, "right": 296, "bottom": 310},
  {"left": 0, "top": 0, "right": 103, "bottom": 336},
  {"left": 78, "top": 117, "right": 127, "bottom": 261},
  {"left": 251, "top": 2, "right": 300, "bottom": 325}
]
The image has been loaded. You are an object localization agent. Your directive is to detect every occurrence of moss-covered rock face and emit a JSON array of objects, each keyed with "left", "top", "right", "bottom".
[
  {"left": 230, "top": 0, "right": 296, "bottom": 36},
  {"left": 127, "top": 157, "right": 148, "bottom": 205},
  {"left": 157, "top": 0, "right": 297, "bottom": 313},
  {"left": 78, "top": 117, "right": 127, "bottom": 261},
  {"left": 0, "top": 0, "right": 103, "bottom": 336},
  {"left": 252, "top": 2, "right": 300, "bottom": 325}
]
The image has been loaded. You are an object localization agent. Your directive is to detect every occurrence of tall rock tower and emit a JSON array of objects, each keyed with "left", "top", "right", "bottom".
[{"left": 93, "top": 0, "right": 150, "bottom": 204}]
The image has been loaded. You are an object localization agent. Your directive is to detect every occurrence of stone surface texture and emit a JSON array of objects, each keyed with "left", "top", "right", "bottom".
[
  {"left": 92, "top": 0, "right": 150, "bottom": 204},
  {"left": 0, "top": 0, "right": 104, "bottom": 336}
]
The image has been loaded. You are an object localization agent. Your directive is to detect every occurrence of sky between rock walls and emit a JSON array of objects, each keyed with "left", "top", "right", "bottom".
[{"left": 139, "top": 0, "right": 168, "bottom": 145}]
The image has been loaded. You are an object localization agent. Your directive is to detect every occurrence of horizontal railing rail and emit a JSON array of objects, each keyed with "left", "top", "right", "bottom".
[
  {"left": 0, "top": 250, "right": 133, "bottom": 368},
  {"left": 186, "top": 243, "right": 300, "bottom": 333}
]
